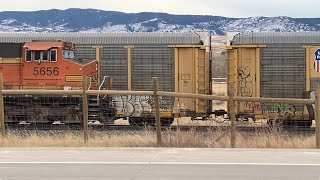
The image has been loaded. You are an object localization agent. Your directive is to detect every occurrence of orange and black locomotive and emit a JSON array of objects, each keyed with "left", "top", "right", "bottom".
[{"left": 0, "top": 40, "right": 114, "bottom": 125}]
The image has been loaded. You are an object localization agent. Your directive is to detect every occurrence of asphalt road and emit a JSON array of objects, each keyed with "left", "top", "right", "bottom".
[{"left": 0, "top": 148, "right": 320, "bottom": 180}]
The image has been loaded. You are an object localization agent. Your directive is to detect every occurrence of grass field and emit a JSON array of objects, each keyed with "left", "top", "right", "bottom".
[
  {"left": 2, "top": 79, "right": 310, "bottom": 149},
  {"left": 0, "top": 130, "right": 315, "bottom": 148}
]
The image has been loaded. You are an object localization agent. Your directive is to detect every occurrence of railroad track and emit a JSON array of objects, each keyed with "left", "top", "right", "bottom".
[{"left": 4, "top": 123, "right": 315, "bottom": 133}]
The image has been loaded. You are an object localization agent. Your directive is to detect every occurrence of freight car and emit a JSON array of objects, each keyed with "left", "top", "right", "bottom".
[
  {"left": 227, "top": 32, "right": 320, "bottom": 127},
  {"left": 0, "top": 32, "right": 215, "bottom": 126}
]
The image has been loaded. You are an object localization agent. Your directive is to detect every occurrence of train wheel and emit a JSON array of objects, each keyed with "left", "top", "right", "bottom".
[
  {"left": 161, "top": 118, "right": 174, "bottom": 127},
  {"left": 146, "top": 118, "right": 173, "bottom": 127},
  {"left": 129, "top": 118, "right": 146, "bottom": 126}
]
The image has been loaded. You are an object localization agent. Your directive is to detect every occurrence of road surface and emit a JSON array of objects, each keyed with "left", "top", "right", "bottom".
[{"left": 0, "top": 148, "right": 320, "bottom": 179}]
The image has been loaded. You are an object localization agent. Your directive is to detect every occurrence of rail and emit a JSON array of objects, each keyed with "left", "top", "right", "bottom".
[{"left": 0, "top": 74, "right": 319, "bottom": 148}]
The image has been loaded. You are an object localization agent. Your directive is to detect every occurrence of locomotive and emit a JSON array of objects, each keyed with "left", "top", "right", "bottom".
[{"left": 0, "top": 40, "right": 115, "bottom": 125}]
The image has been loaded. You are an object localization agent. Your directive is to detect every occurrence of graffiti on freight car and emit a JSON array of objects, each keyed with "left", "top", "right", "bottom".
[
  {"left": 244, "top": 102, "right": 261, "bottom": 111},
  {"left": 242, "top": 102, "right": 297, "bottom": 117},
  {"left": 262, "top": 103, "right": 296, "bottom": 118},
  {"left": 238, "top": 66, "right": 253, "bottom": 97},
  {"left": 111, "top": 95, "right": 171, "bottom": 117}
]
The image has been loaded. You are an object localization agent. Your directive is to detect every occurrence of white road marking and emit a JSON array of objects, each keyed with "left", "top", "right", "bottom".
[{"left": 0, "top": 162, "right": 319, "bottom": 166}]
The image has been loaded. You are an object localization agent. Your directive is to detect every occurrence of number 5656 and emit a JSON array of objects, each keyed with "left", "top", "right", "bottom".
[{"left": 33, "top": 67, "right": 59, "bottom": 76}]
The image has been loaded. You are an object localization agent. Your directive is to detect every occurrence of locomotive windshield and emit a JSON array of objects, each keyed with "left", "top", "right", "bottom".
[{"left": 63, "top": 50, "right": 75, "bottom": 59}]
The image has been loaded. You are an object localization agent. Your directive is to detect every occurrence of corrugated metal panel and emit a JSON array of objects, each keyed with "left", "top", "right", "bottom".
[
  {"left": 131, "top": 46, "right": 174, "bottom": 107},
  {"left": 260, "top": 45, "right": 306, "bottom": 111},
  {"left": 74, "top": 45, "right": 96, "bottom": 60},
  {"left": 100, "top": 47, "right": 128, "bottom": 90},
  {"left": 233, "top": 32, "right": 320, "bottom": 45},
  {"left": 260, "top": 45, "right": 306, "bottom": 98},
  {"left": 0, "top": 32, "right": 202, "bottom": 45}
]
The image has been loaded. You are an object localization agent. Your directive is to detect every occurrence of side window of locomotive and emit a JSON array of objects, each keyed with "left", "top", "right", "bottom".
[
  {"left": 34, "top": 51, "right": 41, "bottom": 60},
  {"left": 25, "top": 50, "right": 32, "bottom": 62},
  {"left": 42, "top": 50, "right": 49, "bottom": 61},
  {"left": 63, "top": 50, "right": 75, "bottom": 59},
  {"left": 50, "top": 49, "right": 57, "bottom": 62}
]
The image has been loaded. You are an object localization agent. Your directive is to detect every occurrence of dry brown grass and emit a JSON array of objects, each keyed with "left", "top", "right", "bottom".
[{"left": 0, "top": 130, "right": 315, "bottom": 149}]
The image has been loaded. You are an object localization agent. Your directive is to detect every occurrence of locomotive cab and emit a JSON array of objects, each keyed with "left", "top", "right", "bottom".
[{"left": 21, "top": 40, "right": 98, "bottom": 89}]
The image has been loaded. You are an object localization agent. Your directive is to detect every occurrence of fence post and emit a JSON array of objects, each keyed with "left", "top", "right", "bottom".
[
  {"left": 82, "top": 76, "right": 89, "bottom": 145},
  {"left": 153, "top": 77, "right": 162, "bottom": 146},
  {"left": 0, "top": 73, "right": 5, "bottom": 136},
  {"left": 229, "top": 84, "right": 236, "bottom": 148},
  {"left": 315, "top": 83, "right": 320, "bottom": 148}
]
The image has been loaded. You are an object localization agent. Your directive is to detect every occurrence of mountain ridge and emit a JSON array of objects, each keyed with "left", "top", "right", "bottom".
[{"left": 0, "top": 8, "right": 319, "bottom": 34}]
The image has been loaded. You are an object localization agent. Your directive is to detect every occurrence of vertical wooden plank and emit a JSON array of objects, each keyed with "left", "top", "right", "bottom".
[
  {"left": 153, "top": 77, "right": 162, "bottom": 146},
  {"left": 82, "top": 75, "right": 89, "bottom": 145},
  {"left": 315, "top": 82, "right": 320, "bottom": 148},
  {"left": 0, "top": 73, "right": 5, "bottom": 136},
  {"left": 229, "top": 83, "right": 236, "bottom": 148}
]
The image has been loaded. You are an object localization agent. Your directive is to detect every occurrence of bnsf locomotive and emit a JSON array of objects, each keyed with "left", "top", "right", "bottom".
[{"left": 0, "top": 40, "right": 116, "bottom": 125}]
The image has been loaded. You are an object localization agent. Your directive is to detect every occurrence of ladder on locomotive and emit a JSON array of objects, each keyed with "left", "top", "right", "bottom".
[
  {"left": 87, "top": 76, "right": 110, "bottom": 123},
  {"left": 86, "top": 77, "right": 100, "bottom": 123}
]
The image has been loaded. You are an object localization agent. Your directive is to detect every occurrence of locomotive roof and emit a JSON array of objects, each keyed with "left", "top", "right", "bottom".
[
  {"left": 231, "top": 32, "right": 320, "bottom": 45},
  {"left": 24, "top": 41, "right": 65, "bottom": 51},
  {"left": 0, "top": 32, "right": 203, "bottom": 45}
]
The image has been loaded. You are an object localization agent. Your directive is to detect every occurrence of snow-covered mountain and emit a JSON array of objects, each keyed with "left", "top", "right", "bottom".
[{"left": 0, "top": 8, "right": 320, "bottom": 34}]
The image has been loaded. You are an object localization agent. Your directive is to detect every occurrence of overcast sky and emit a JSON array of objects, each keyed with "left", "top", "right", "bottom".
[{"left": 0, "top": 0, "right": 318, "bottom": 18}]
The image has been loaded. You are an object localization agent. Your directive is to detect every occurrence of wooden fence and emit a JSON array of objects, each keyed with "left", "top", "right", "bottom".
[{"left": 0, "top": 74, "right": 319, "bottom": 148}]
